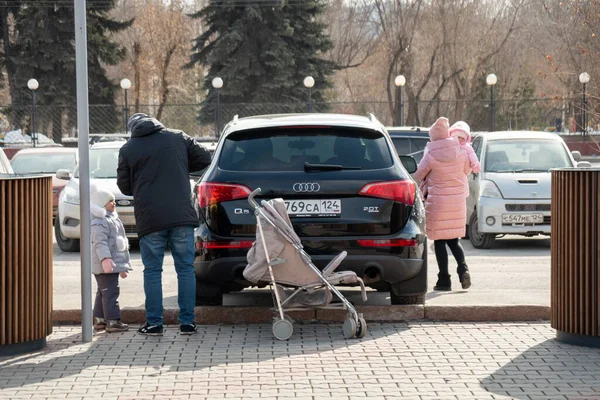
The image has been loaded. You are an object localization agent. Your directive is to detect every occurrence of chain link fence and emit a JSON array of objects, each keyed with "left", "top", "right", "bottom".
[{"left": 0, "top": 97, "right": 596, "bottom": 143}]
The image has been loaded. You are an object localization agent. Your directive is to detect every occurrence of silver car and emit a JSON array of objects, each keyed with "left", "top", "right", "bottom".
[{"left": 466, "top": 131, "right": 588, "bottom": 249}]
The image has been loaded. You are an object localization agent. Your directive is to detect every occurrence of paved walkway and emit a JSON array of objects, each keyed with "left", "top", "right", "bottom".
[{"left": 1, "top": 322, "right": 599, "bottom": 399}]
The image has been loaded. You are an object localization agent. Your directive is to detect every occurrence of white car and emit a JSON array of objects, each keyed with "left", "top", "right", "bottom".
[
  {"left": 54, "top": 141, "right": 136, "bottom": 252},
  {"left": 466, "top": 131, "right": 589, "bottom": 249}
]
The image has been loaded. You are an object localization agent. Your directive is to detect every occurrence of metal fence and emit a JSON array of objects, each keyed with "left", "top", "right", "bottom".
[{"left": 1, "top": 97, "right": 596, "bottom": 142}]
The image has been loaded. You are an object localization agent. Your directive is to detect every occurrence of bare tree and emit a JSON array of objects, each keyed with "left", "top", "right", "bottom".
[
  {"left": 109, "top": 0, "right": 204, "bottom": 118},
  {"left": 372, "top": 0, "right": 426, "bottom": 125},
  {"left": 441, "top": 0, "right": 525, "bottom": 121},
  {"left": 324, "top": 0, "right": 379, "bottom": 70}
]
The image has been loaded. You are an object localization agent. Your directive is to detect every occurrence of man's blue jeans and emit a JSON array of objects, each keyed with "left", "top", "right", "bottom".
[{"left": 139, "top": 226, "right": 196, "bottom": 326}]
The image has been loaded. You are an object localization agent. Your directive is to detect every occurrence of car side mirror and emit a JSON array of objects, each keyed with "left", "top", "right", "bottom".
[
  {"left": 577, "top": 161, "right": 592, "bottom": 168},
  {"left": 56, "top": 169, "right": 72, "bottom": 180},
  {"left": 399, "top": 155, "right": 417, "bottom": 174},
  {"left": 571, "top": 150, "right": 582, "bottom": 162}
]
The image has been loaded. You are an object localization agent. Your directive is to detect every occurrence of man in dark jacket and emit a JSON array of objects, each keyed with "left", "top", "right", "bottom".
[{"left": 117, "top": 113, "right": 211, "bottom": 336}]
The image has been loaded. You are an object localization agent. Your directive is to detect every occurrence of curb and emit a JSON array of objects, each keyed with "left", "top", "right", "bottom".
[{"left": 52, "top": 305, "right": 550, "bottom": 325}]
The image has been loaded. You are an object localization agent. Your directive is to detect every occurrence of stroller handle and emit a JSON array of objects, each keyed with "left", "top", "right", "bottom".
[{"left": 248, "top": 187, "right": 262, "bottom": 210}]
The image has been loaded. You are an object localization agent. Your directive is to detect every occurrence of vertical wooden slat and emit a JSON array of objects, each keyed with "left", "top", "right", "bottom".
[
  {"left": 0, "top": 175, "right": 53, "bottom": 351},
  {"left": 1, "top": 180, "right": 6, "bottom": 344},
  {"left": 18, "top": 179, "right": 24, "bottom": 343},
  {"left": 47, "top": 178, "right": 53, "bottom": 333},
  {"left": 9, "top": 180, "right": 14, "bottom": 344}
]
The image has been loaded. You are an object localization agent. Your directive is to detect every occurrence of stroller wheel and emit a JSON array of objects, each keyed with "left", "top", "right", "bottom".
[
  {"left": 272, "top": 318, "right": 294, "bottom": 340},
  {"left": 356, "top": 317, "right": 367, "bottom": 338},
  {"left": 342, "top": 317, "right": 357, "bottom": 339}
]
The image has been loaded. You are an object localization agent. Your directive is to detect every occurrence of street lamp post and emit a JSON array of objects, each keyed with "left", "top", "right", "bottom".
[
  {"left": 212, "top": 77, "right": 223, "bottom": 137},
  {"left": 579, "top": 72, "right": 590, "bottom": 134},
  {"left": 120, "top": 78, "right": 131, "bottom": 133},
  {"left": 27, "top": 79, "right": 39, "bottom": 147},
  {"left": 394, "top": 74, "right": 406, "bottom": 125},
  {"left": 303, "top": 76, "right": 315, "bottom": 112},
  {"left": 486, "top": 73, "right": 498, "bottom": 132}
]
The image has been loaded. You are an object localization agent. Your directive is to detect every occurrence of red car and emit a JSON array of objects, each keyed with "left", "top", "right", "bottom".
[{"left": 10, "top": 147, "right": 78, "bottom": 219}]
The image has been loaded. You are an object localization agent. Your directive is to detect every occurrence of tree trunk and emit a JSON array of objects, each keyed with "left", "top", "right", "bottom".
[
  {"left": 133, "top": 42, "right": 141, "bottom": 112},
  {"left": 156, "top": 46, "right": 176, "bottom": 121},
  {"left": 1, "top": 7, "right": 19, "bottom": 126}
]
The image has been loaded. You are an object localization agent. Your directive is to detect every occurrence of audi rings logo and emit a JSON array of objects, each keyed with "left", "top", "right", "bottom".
[{"left": 293, "top": 182, "right": 320, "bottom": 192}]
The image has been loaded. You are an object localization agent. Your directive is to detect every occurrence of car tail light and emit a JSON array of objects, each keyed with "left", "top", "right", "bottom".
[
  {"left": 197, "top": 182, "right": 252, "bottom": 208},
  {"left": 196, "top": 241, "right": 254, "bottom": 249},
  {"left": 358, "top": 180, "right": 415, "bottom": 206},
  {"left": 357, "top": 239, "right": 418, "bottom": 247}
]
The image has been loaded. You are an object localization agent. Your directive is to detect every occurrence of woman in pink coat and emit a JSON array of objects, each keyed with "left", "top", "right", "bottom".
[{"left": 415, "top": 117, "right": 472, "bottom": 291}]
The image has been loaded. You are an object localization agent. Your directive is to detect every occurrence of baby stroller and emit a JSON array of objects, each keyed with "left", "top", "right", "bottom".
[{"left": 244, "top": 188, "right": 368, "bottom": 340}]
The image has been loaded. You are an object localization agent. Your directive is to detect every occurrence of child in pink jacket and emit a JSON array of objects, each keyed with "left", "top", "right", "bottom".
[
  {"left": 449, "top": 121, "right": 480, "bottom": 174},
  {"left": 415, "top": 117, "right": 472, "bottom": 291}
]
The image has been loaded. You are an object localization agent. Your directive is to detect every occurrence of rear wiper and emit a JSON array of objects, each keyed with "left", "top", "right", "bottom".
[{"left": 304, "top": 162, "right": 361, "bottom": 171}]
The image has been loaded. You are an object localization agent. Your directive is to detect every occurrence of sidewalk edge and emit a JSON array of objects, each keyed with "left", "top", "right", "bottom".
[{"left": 52, "top": 305, "right": 550, "bottom": 325}]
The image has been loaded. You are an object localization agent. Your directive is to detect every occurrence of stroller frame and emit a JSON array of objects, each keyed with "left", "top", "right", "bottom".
[{"left": 248, "top": 188, "right": 367, "bottom": 340}]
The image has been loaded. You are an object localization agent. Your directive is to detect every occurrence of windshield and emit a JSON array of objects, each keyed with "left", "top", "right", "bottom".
[
  {"left": 75, "top": 148, "right": 120, "bottom": 178},
  {"left": 219, "top": 128, "right": 393, "bottom": 172},
  {"left": 11, "top": 152, "right": 76, "bottom": 174},
  {"left": 484, "top": 139, "right": 571, "bottom": 172}
]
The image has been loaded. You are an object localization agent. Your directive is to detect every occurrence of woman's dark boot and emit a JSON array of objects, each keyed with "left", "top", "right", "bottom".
[
  {"left": 433, "top": 274, "right": 451, "bottom": 291},
  {"left": 457, "top": 264, "right": 471, "bottom": 289}
]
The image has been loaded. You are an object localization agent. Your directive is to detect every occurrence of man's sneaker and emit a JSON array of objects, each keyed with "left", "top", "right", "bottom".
[
  {"left": 94, "top": 318, "right": 106, "bottom": 331},
  {"left": 106, "top": 320, "right": 129, "bottom": 332},
  {"left": 179, "top": 323, "right": 197, "bottom": 335},
  {"left": 137, "top": 322, "right": 164, "bottom": 336}
]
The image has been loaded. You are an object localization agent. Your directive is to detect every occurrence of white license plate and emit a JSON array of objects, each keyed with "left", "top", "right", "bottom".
[
  {"left": 501, "top": 213, "right": 544, "bottom": 224},
  {"left": 284, "top": 199, "right": 341, "bottom": 217}
]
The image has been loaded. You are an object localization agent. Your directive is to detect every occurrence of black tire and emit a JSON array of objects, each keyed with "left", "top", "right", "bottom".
[
  {"left": 468, "top": 212, "right": 495, "bottom": 249},
  {"left": 195, "top": 279, "right": 223, "bottom": 306},
  {"left": 390, "top": 292, "right": 425, "bottom": 305},
  {"left": 54, "top": 214, "right": 80, "bottom": 252}
]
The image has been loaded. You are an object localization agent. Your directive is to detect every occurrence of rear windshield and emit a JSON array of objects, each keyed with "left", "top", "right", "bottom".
[{"left": 219, "top": 127, "right": 394, "bottom": 172}]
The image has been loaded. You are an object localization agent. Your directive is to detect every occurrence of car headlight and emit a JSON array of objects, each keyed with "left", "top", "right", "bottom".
[
  {"left": 480, "top": 180, "right": 503, "bottom": 198},
  {"left": 63, "top": 188, "right": 80, "bottom": 205}
]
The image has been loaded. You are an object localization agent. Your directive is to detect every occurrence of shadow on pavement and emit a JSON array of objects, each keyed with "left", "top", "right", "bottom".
[
  {"left": 0, "top": 323, "right": 408, "bottom": 389},
  {"left": 460, "top": 237, "right": 551, "bottom": 257},
  {"left": 425, "top": 290, "right": 469, "bottom": 301},
  {"left": 480, "top": 339, "right": 600, "bottom": 399}
]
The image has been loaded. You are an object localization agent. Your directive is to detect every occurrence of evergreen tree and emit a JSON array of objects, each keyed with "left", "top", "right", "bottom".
[
  {"left": 188, "top": 0, "right": 335, "bottom": 125},
  {"left": 3, "top": 1, "right": 131, "bottom": 140}
]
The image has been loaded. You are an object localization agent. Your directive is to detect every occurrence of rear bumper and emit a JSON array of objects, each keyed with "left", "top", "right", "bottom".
[{"left": 194, "top": 253, "right": 425, "bottom": 287}]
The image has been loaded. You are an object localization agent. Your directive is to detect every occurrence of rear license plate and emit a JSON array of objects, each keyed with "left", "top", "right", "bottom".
[
  {"left": 284, "top": 199, "right": 341, "bottom": 217},
  {"left": 501, "top": 213, "right": 544, "bottom": 224}
]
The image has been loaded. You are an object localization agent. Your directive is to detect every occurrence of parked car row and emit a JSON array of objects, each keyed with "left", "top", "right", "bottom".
[{"left": 6, "top": 113, "right": 588, "bottom": 308}]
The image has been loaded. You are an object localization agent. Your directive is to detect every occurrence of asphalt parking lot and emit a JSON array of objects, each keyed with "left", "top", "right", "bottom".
[{"left": 52, "top": 233, "right": 551, "bottom": 311}]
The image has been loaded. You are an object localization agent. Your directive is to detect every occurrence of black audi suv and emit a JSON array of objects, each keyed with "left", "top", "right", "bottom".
[{"left": 192, "top": 113, "right": 427, "bottom": 305}]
